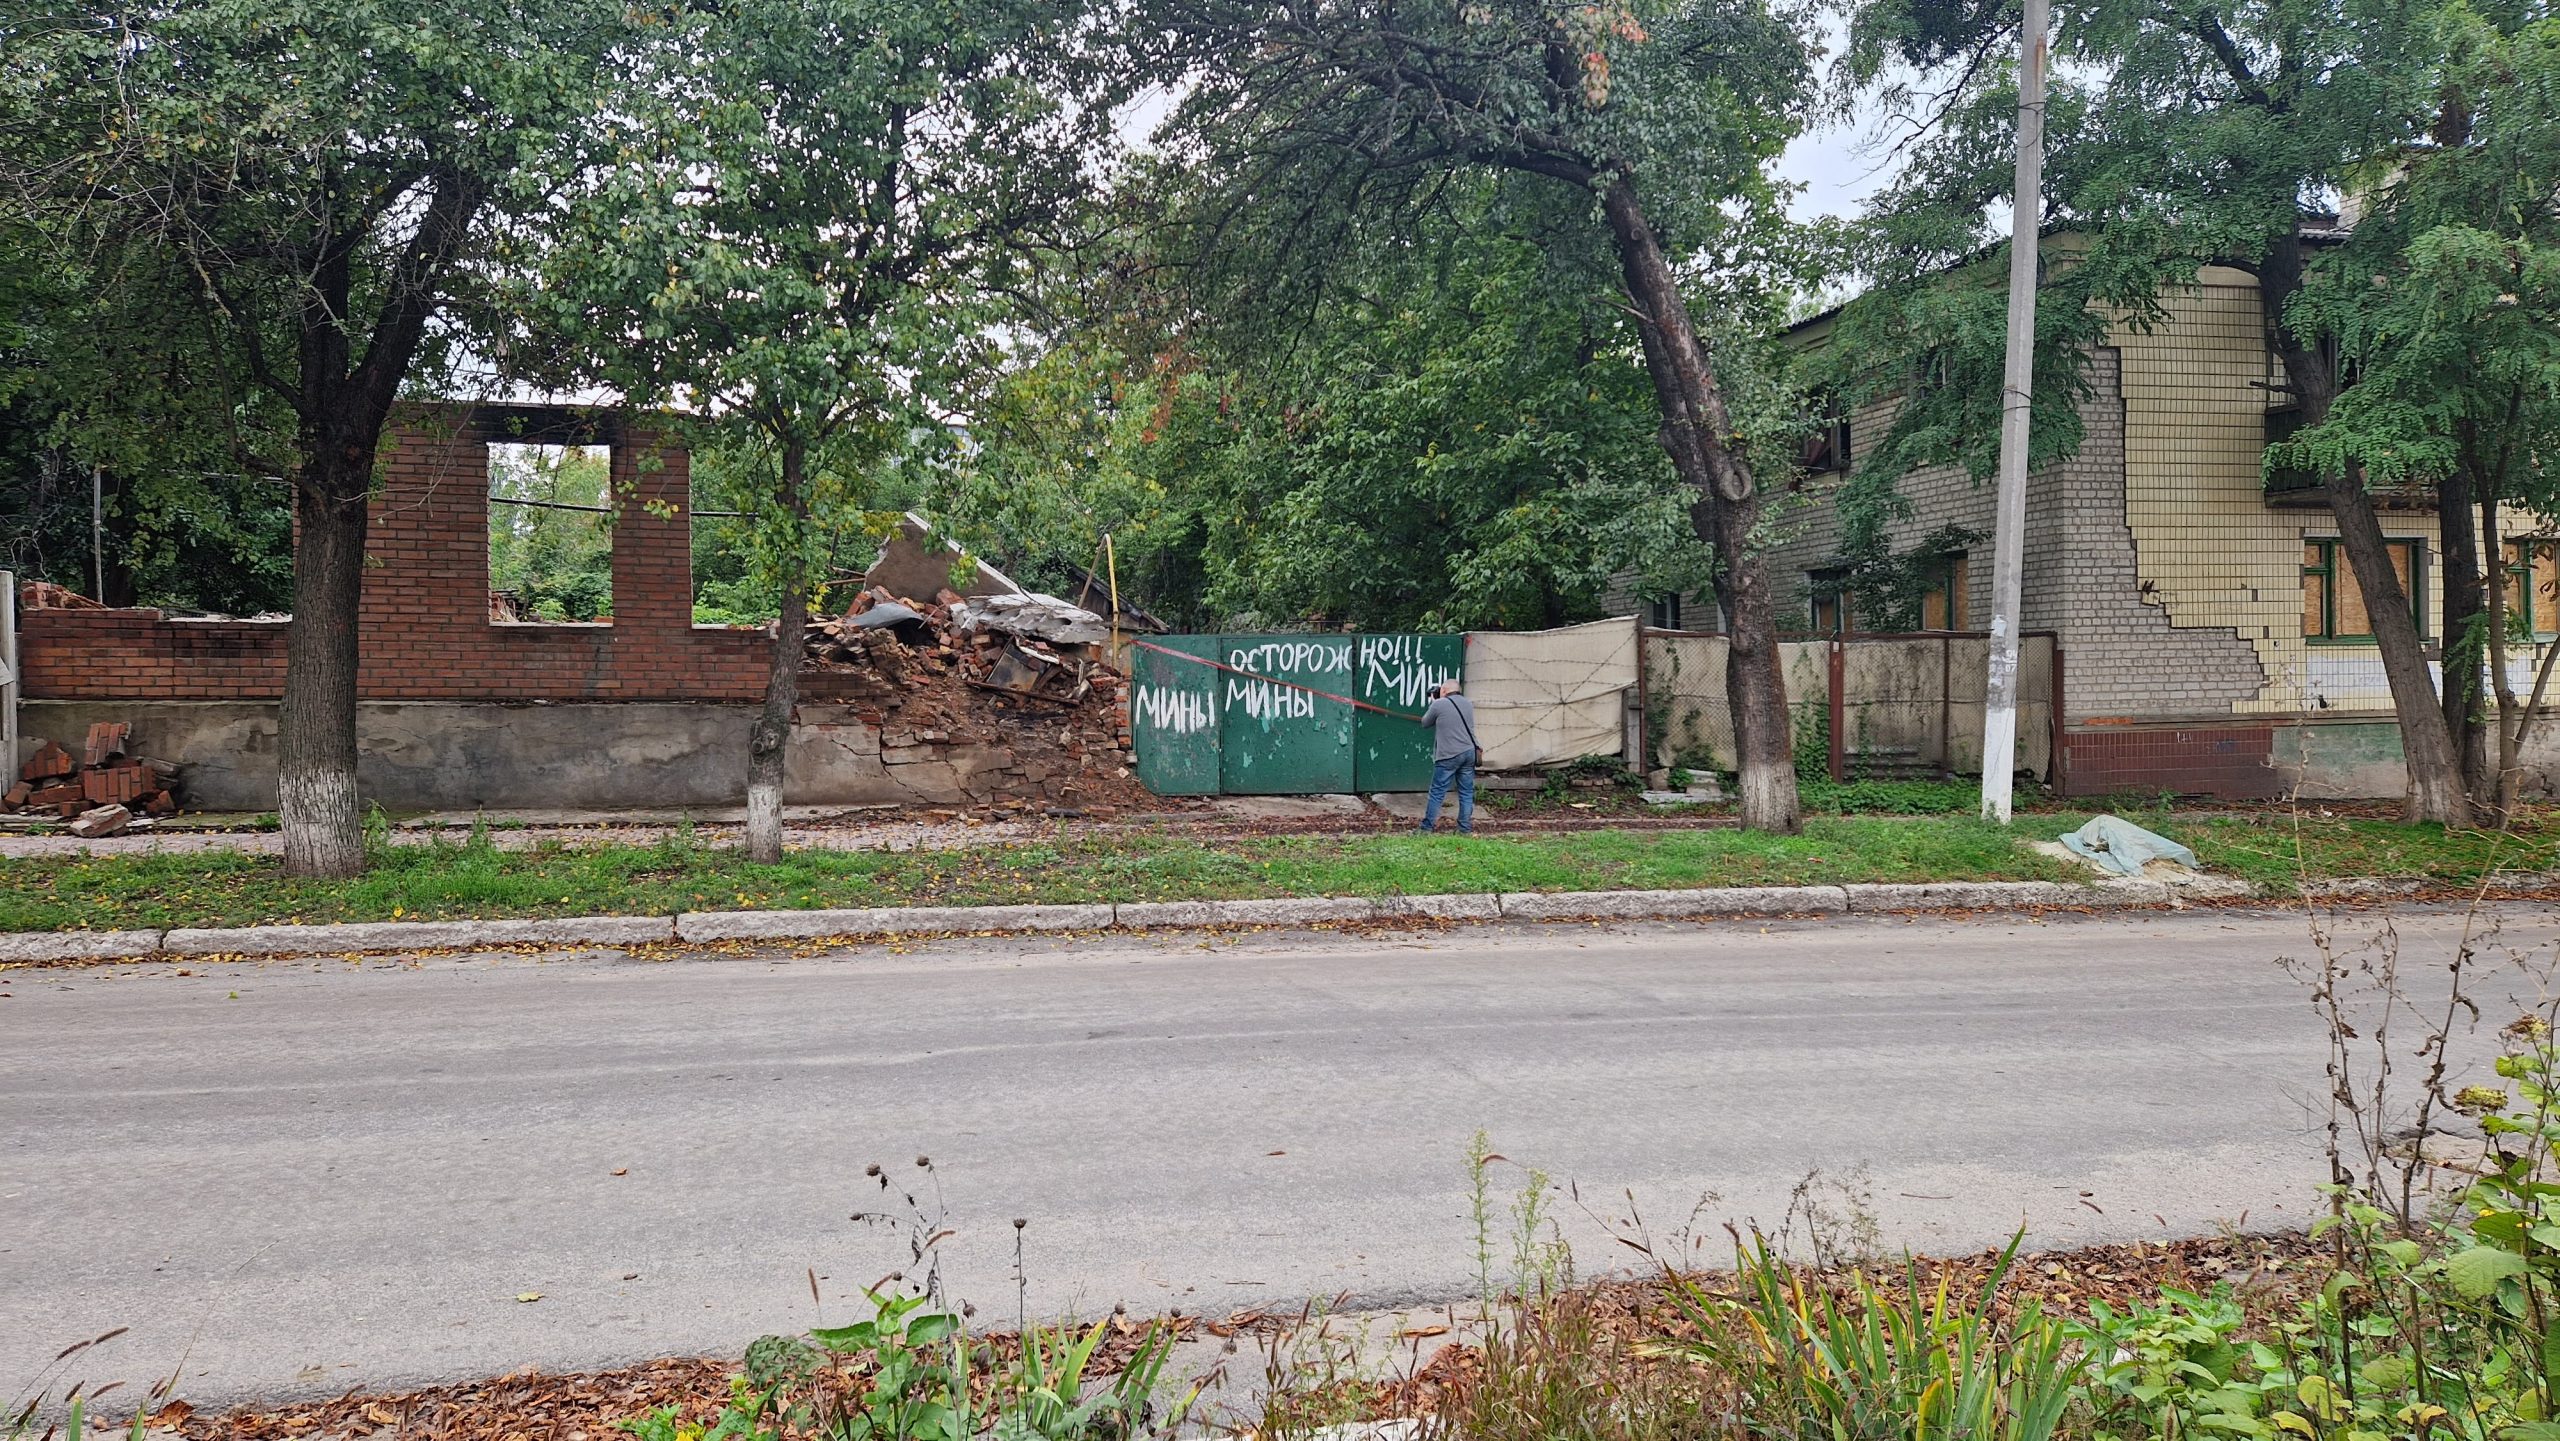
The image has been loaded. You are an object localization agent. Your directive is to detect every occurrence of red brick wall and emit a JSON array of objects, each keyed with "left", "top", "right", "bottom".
[
  {"left": 2061, "top": 722, "right": 2281, "bottom": 799},
  {"left": 21, "top": 405, "right": 826, "bottom": 704}
]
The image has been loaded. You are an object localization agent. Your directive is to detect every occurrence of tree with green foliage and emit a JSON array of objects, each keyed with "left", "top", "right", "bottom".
[
  {"left": 1140, "top": 0, "right": 1819, "bottom": 830},
  {"left": 0, "top": 135, "right": 297, "bottom": 615},
  {"left": 929, "top": 334, "right": 1214, "bottom": 625},
  {"left": 2, "top": 1, "right": 621, "bottom": 873},
  {"left": 2274, "top": 0, "right": 2560, "bottom": 816},
  {"left": 948, "top": 185, "right": 1714, "bottom": 632},
  {"left": 1833, "top": 0, "right": 2479, "bottom": 823},
  {"left": 539, "top": 0, "right": 1114, "bottom": 861}
]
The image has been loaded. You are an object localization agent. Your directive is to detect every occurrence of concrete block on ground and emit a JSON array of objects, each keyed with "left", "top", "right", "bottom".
[
  {"left": 472, "top": 916, "right": 678, "bottom": 948},
  {"left": 1115, "top": 896, "right": 1375, "bottom": 929},
  {"left": 2302, "top": 876, "right": 2425, "bottom": 899},
  {"left": 677, "top": 904, "right": 1112, "bottom": 942},
  {"left": 1497, "top": 886, "right": 1847, "bottom": 920},
  {"left": 162, "top": 919, "right": 505, "bottom": 956},
  {"left": 2082, "top": 880, "right": 2179, "bottom": 906},
  {"left": 1370, "top": 892, "right": 1500, "bottom": 920},
  {"left": 1367, "top": 793, "right": 1429, "bottom": 821},
  {"left": 881, "top": 904, "right": 1115, "bottom": 934},
  {"left": 1842, "top": 881, "right": 2080, "bottom": 912},
  {"left": 0, "top": 929, "right": 166, "bottom": 962}
]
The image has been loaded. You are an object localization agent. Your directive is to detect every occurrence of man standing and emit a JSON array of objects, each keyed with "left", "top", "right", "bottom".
[{"left": 1415, "top": 677, "right": 1480, "bottom": 835}]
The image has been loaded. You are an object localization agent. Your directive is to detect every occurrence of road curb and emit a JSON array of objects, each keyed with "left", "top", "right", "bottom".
[{"left": 0, "top": 874, "right": 2311, "bottom": 965}]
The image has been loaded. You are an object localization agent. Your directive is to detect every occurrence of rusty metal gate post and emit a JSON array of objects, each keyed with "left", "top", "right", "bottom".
[
  {"left": 1630, "top": 612, "right": 1649, "bottom": 776},
  {"left": 1827, "top": 637, "right": 1847, "bottom": 784},
  {"left": 2051, "top": 645, "right": 2068, "bottom": 792},
  {"left": 1939, "top": 634, "right": 1954, "bottom": 777}
]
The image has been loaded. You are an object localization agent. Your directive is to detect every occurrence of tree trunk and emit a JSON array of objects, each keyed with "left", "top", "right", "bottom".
[
  {"left": 278, "top": 432, "right": 373, "bottom": 879},
  {"left": 2260, "top": 233, "right": 2470, "bottom": 826},
  {"left": 268, "top": 172, "right": 487, "bottom": 876},
  {"left": 2323, "top": 472, "right": 2468, "bottom": 825},
  {"left": 745, "top": 443, "right": 811, "bottom": 864},
  {"left": 2437, "top": 467, "right": 2490, "bottom": 800},
  {"left": 1596, "top": 173, "right": 1799, "bottom": 833},
  {"left": 2479, "top": 492, "right": 2526, "bottom": 821}
]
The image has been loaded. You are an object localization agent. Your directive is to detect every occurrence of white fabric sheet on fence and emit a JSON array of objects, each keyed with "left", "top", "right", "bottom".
[{"left": 1464, "top": 617, "right": 1637, "bottom": 769}]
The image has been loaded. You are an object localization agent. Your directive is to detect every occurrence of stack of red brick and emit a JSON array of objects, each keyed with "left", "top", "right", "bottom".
[{"left": 6, "top": 722, "right": 179, "bottom": 833}]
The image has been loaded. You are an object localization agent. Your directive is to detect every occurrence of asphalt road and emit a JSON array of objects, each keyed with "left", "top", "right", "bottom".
[{"left": 5, "top": 905, "right": 2540, "bottom": 1411}]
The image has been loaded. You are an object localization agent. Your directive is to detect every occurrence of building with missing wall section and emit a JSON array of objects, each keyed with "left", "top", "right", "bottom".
[{"left": 1626, "top": 261, "right": 2557, "bottom": 802}]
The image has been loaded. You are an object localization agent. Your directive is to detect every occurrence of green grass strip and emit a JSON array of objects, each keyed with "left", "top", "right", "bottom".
[{"left": 3, "top": 814, "right": 2549, "bottom": 934}]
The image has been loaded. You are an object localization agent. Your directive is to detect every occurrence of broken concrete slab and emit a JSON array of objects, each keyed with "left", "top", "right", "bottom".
[
  {"left": 1497, "top": 886, "right": 1849, "bottom": 919},
  {"left": 1367, "top": 793, "right": 1430, "bottom": 821}
]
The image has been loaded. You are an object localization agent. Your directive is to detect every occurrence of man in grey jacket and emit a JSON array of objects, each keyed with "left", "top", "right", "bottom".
[{"left": 1414, "top": 678, "right": 1480, "bottom": 835}]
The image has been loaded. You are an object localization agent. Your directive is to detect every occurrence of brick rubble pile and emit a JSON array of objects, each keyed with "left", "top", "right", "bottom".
[
  {"left": 800, "top": 585, "right": 1147, "bottom": 814},
  {"left": 6, "top": 721, "right": 178, "bottom": 835}
]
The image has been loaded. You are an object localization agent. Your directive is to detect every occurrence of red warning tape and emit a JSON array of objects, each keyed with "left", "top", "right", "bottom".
[{"left": 1128, "top": 638, "right": 1425, "bottom": 720}]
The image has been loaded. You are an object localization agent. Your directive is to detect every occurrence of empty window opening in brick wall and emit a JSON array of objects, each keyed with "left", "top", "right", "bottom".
[{"left": 489, "top": 442, "right": 615, "bottom": 623}]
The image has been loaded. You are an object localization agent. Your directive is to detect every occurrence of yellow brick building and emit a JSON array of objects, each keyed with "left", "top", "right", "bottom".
[{"left": 1739, "top": 265, "right": 2540, "bottom": 799}]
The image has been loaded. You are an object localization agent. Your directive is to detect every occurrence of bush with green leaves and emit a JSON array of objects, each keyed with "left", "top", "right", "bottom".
[
  {"left": 2069, "top": 1024, "right": 2560, "bottom": 1441},
  {"left": 1673, "top": 1235, "right": 2084, "bottom": 1441},
  {"left": 619, "top": 1288, "right": 1172, "bottom": 1441}
]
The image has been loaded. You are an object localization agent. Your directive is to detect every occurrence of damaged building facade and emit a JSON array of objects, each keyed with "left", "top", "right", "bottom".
[{"left": 13, "top": 404, "right": 1140, "bottom": 813}]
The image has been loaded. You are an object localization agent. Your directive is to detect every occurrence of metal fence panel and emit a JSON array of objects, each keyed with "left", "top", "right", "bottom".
[
  {"left": 1130, "top": 637, "right": 1223, "bottom": 795},
  {"left": 1352, "top": 634, "right": 1465, "bottom": 792},
  {"left": 1216, "top": 634, "right": 1357, "bottom": 794}
]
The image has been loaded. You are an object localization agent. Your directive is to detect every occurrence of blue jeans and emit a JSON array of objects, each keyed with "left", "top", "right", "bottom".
[{"left": 1422, "top": 753, "right": 1476, "bottom": 834}]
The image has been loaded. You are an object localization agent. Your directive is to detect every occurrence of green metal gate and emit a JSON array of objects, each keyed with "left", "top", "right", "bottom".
[
  {"left": 1129, "top": 635, "right": 1222, "bottom": 795},
  {"left": 1129, "top": 633, "right": 1461, "bottom": 795},
  {"left": 1352, "top": 633, "right": 1465, "bottom": 792},
  {"left": 1216, "top": 635, "right": 1356, "bottom": 794}
]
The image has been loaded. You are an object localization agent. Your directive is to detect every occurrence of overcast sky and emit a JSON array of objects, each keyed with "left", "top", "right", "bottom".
[{"left": 1775, "top": 117, "right": 1900, "bottom": 220}]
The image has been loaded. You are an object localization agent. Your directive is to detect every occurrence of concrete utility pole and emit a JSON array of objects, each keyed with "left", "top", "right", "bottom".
[{"left": 1980, "top": 0, "right": 2051, "bottom": 824}]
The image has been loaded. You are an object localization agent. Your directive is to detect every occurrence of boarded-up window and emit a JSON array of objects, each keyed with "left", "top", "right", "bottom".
[
  {"left": 2502, "top": 540, "right": 2560, "bottom": 636},
  {"left": 1809, "top": 570, "right": 1854, "bottom": 635},
  {"left": 2303, "top": 536, "right": 2423, "bottom": 641},
  {"left": 1918, "top": 552, "right": 1969, "bottom": 631}
]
